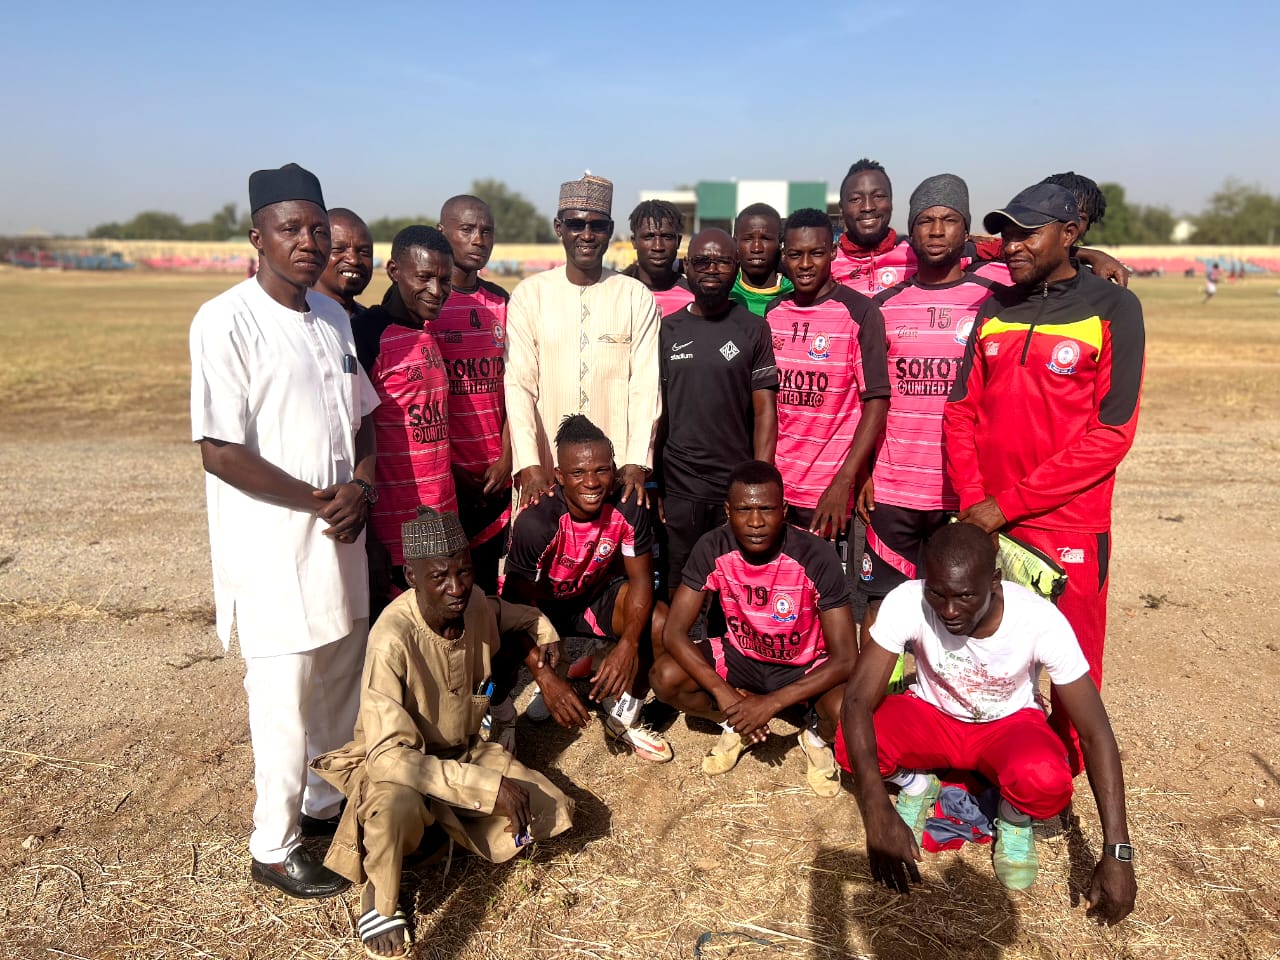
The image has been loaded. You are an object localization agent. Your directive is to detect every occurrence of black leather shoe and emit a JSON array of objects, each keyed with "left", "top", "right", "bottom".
[{"left": 250, "top": 848, "right": 350, "bottom": 899}]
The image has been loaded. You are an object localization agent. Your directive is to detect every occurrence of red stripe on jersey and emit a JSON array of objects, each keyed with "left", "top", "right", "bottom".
[{"left": 368, "top": 324, "right": 456, "bottom": 564}]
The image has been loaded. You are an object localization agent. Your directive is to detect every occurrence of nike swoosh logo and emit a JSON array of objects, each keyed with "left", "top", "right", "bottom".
[{"left": 673, "top": 341, "right": 693, "bottom": 351}]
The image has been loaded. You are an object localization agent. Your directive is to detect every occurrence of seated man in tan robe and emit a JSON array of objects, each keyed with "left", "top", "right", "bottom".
[{"left": 313, "top": 507, "right": 574, "bottom": 958}]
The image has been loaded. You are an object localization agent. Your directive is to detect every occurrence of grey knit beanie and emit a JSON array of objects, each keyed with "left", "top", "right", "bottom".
[{"left": 908, "top": 174, "right": 971, "bottom": 231}]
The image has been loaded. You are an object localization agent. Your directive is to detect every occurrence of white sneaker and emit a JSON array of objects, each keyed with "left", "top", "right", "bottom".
[
  {"left": 525, "top": 686, "right": 550, "bottom": 723},
  {"left": 603, "top": 713, "right": 673, "bottom": 763}
]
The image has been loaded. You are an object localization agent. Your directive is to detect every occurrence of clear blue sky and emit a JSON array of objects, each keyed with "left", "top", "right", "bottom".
[{"left": 2, "top": 1, "right": 1276, "bottom": 236}]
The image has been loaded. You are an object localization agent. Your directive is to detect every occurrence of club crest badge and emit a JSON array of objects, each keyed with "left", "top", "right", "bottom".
[
  {"left": 807, "top": 334, "right": 830, "bottom": 361},
  {"left": 492, "top": 322, "right": 506, "bottom": 348},
  {"left": 772, "top": 593, "right": 797, "bottom": 623},
  {"left": 954, "top": 317, "right": 975, "bottom": 345},
  {"left": 1047, "top": 340, "right": 1081, "bottom": 375},
  {"left": 593, "top": 538, "right": 615, "bottom": 564},
  {"left": 861, "top": 552, "right": 875, "bottom": 582}
]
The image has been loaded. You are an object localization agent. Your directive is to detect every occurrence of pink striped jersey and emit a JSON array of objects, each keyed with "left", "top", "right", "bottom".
[
  {"left": 764, "top": 286, "right": 890, "bottom": 510},
  {"left": 430, "top": 279, "right": 509, "bottom": 481},
  {"left": 683, "top": 524, "right": 850, "bottom": 666},
  {"left": 872, "top": 273, "right": 1003, "bottom": 510},
  {"left": 832, "top": 235, "right": 917, "bottom": 295},
  {"left": 355, "top": 306, "right": 456, "bottom": 564},
  {"left": 650, "top": 277, "right": 695, "bottom": 317},
  {"left": 503, "top": 487, "right": 652, "bottom": 601}
]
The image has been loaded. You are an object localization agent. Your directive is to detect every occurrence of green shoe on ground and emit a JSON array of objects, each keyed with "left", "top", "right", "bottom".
[
  {"left": 993, "top": 817, "right": 1039, "bottom": 890},
  {"left": 894, "top": 774, "right": 941, "bottom": 845}
]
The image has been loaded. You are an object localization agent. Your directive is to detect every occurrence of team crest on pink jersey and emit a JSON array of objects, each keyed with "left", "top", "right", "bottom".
[
  {"left": 878, "top": 267, "right": 897, "bottom": 289},
  {"left": 860, "top": 552, "right": 874, "bottom": 582},
  {"left": 593, "top": 538, "right": 615, "bottom": 563},
  {"left": 492, "top": 322, "right": 506, "bottom": 348},
  {"left": 1047, "top": 340, "right": 1081, "bottom": 375},
  {"left": 954, "top": 317, "right": 975, "bottom": 344},
  {"left": 807, "top": 334, "right": 831, "bottom": 361},
  {"left": 771, "top": 593, "right": 797, "bottom": 623}
]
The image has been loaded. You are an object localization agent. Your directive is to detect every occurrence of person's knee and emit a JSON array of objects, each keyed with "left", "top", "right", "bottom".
[
  {"left": 1003, "top": 753, "right": 1074, "bottom": 818},
  {"left": 362, "top": 783, "right": 430, "bottom": 844},
  {"left": 648, "top": 654, "right": 688, "bottom": 702}
]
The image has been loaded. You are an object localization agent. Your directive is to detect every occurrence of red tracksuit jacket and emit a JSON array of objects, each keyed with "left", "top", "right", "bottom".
[{"left": 943, "top": 269, "right": 1145, "bottom": 533}]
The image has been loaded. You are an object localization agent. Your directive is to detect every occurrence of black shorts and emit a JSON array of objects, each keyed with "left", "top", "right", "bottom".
[
  {"left": 698, "top": 634, "right": 822, "bottom": 694},
  {"left": 543, "top": 577, "right": 626, "bottom": 640},
  {"left": 862, "top": 503, "right": 953, "bottom": 598}
]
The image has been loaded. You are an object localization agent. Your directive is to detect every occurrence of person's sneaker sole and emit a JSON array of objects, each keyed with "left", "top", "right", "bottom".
[
  {"left": 702, "top": 729, "right": 745, "bottom": 775},
  {"left": 603, "top": 716, "right": 673, "bottom": 763},
  {"left": 797, "top": 732, "right": 841, "bottom": 798}
]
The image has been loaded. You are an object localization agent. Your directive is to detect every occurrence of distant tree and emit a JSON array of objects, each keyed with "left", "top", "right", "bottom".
[
  {"left": 1087, "top": 183, "right": 1176, "bottom": 245},
  {"left": 367, "top": 215, "right": 428, "bottom": 243},
  {"left": 469, "top": 178, "right": 556, "bottom": 242},
  {"left": 88, "top": 221, "right": 124, "bottom": 239},
  {"left": 120, "top": 211, "right": 188, "bottom": 240},
  {"left": 1194, "top": 179, "right": 1280, "bottom": 245}
]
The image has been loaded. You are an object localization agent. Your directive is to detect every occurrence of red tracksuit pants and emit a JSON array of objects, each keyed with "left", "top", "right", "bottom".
[
  {"left": 836, "top": 691, "right": 1074, "bottom": 820},
  {"left": 1007, "top": 525, "right": 1110, "bottom": 776}
]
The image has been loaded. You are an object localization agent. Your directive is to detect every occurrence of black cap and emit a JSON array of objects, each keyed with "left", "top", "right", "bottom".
[
  {"left": 983, "top": 183, "right": 1079, "bottom": 234},
  {"left": 248, "top": 163, "right": 325, "bottom": 215}
]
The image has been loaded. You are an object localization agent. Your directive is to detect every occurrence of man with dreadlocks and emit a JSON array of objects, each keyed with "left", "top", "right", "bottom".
[
  {"left": 502, "top": 414, "right": 673, "bottom": 763},
  {"left": 624, "top": 199, "right": 694, "bottom": 317}
]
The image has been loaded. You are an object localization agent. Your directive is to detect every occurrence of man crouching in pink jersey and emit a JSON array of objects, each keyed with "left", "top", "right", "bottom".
[{"left": 651, "top": 460, "right": 857, "bottom": 797}]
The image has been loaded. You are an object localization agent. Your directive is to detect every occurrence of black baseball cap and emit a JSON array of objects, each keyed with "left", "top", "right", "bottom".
[{"left": 983, "top": 183, "right": 1080, "bottom": 234}]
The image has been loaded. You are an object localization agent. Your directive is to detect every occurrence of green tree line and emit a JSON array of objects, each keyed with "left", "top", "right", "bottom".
[
  {"left": 87, "top": 179, "right": 557, "bottom": 244},
  {"left": 86, "top": 178, "right": 1280, "bottom": 246}
]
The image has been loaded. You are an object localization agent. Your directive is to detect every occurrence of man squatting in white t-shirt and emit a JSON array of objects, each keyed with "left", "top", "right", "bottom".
[{"left": 836, "top": 522, "right": 1137, "bottom": 925}]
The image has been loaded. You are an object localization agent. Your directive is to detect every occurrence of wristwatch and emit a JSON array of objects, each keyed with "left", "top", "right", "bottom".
[
  {"left": 1103, "top": 842, "right": 1134, "bottom": 862},
  {"left": 352, "top": 478, "right": 378, "bottom": 505}
]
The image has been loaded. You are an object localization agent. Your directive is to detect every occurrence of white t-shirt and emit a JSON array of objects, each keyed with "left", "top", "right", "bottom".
[
  {"left": 870, "top": 580, "right": 1090, "bottom": 722},
  {"left": 190, "top": 278, "right": 380, "bottom": 658}
]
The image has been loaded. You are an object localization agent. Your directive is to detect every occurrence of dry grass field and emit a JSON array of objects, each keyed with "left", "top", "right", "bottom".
[{"left": 0, "top": 268, "right": 1277, "bottom": 959}]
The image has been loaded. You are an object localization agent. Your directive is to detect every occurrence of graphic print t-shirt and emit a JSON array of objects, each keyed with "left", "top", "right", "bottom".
[
  {"left": 504, "top": 487, "right": 652, "bottom": 601},
  {"left": 660, "top": 303, "right": 779, "bottom": 503},
  {"left": 683, "top": 524, "right": 850, "bottom": 666},
  {"left": 765, "top": 286, "right": 890, "bottom": 510},
  {"left": 871, "top": 580, "right": 1090, "bottom": 722},
  {"left": 355, "top": 305, "right": 456, "bottom": 564},
  {"left": 872, "top": 273, "right": 1000, "bottom": 510}
]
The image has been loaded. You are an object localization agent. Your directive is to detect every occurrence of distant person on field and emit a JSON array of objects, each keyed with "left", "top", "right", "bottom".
[
  {"left": 313, "top": 507, "right": 573, "bottom": 959},
  {"left": 944, "top": 183, "right": 1145, "bottom": 777},
  {"left": 314, "top": 207, "right": 375, "bottom": 318},
  {"left": 355, "top": 226, "right": 457, "bottom": 618},
  {"left": 1203, "top": 262, "right": 1221, "bottom": 303},
  {"left": 838, "top": 523, "right": 1136, "bottom": 921},
  {"left": 623, "top": 199, "right": 695, "bottom": 317},
  {"left": 190, "top": 162, "right": 378, "bottom": 901},
  {"left": 728, "top": 203, "right": 793, "bottom": 316},
  {"left": 504, "top": 173, "right": 661, "bottom": 509},
  {"left": 435, "top": 195, "right": 513, "bottom": 594},
  {"left": 652, "top": 460, "right": 856, "bottom": 797}
]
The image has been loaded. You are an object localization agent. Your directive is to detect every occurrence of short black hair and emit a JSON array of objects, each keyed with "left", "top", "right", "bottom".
[
  {"left": 1040, "top": 171, "right": 1107, "bottom": 227},
  {"left": 841, "top": 158, "right": 891, "bottom": 197},
  {"left": 924, "top": 522, "right": 996, "bottom": 576},
  {"left": 726, "top": 459, "right": 784, "bottom": 496},
  {"left": 390, "top": 224, "right": 453, "bottom": 262},
  {"left": 783, "top": 207, "right": 834, "bottom": 243},
  {"left": 554, "top": 414, "right": 613, "bottom": 454},
  {"left": 734, "top": 203, "right": 782, "bottom": 233},
  {"left": 629, "top": 199, "right": 684, "bottom": 235}
]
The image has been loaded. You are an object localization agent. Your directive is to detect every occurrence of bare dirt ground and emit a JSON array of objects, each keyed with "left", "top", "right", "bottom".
[{"left": 0, "top": 270, "right": 1277, "bottom": 959}]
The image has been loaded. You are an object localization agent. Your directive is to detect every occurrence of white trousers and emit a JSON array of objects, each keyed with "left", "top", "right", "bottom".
[{"left": 242, "top": 619, "right": 368, "bottom": 863}]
